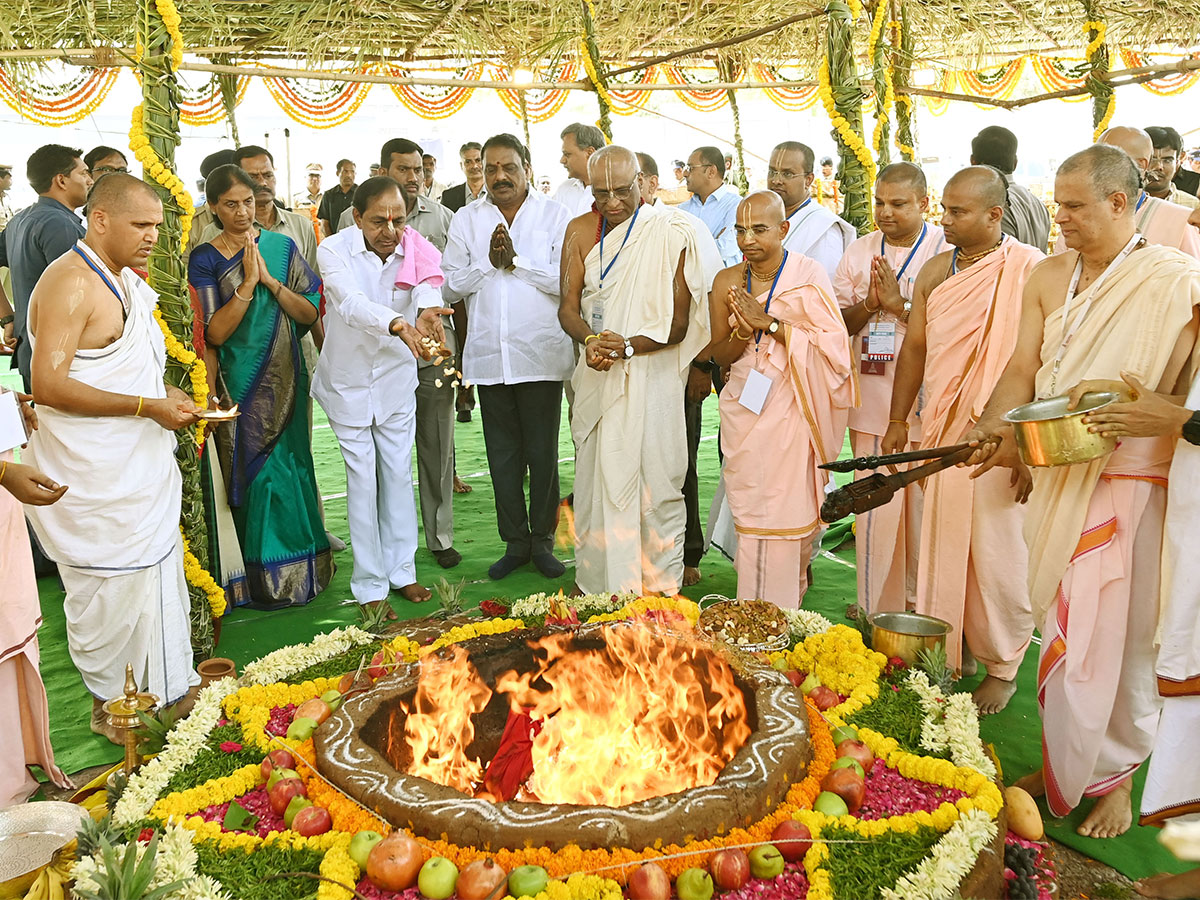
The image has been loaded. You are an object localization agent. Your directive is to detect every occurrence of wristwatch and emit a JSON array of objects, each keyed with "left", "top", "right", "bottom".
[
  {"left": 0, "top": 314, "right": 12, "bottom": 327},
  {"left": 901, "top": 300, "right": 913, "bottom": 324},
  {"left": 766, "top": 318, "right": 780, "bottom": 334},
  {"left": 623, "top": 339, "right": 635, "bottom": 359},
  {"left": 1182, "top": 410, "right": 1200, "bottom": 446}
]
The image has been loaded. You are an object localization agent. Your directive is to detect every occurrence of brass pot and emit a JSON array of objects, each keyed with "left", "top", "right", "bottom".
[
  {"left": 869, "top": 612, "right": 951, "bottom": 665},
  {"left": 1002, "top": 391, "right": 1119, "bottom": 467}
]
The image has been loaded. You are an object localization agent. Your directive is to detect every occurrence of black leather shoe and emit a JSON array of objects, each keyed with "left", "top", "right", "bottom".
[
  {"left": 488, "top": 553, "right": 530, "bottom": 580},
  {"left": 532, "top": 552, "right": 566, "bottom": 579},
  {"left": 433, "top": 547, "right": 462, "bottom": 568},
  {"left": 456, "top": 409, "right": 472, "bottom": 423}
]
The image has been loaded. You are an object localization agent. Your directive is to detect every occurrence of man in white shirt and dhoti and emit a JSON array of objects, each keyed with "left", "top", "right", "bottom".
[
  {"left": 559, "top": 146, "right": 710, "bottom": 595},
  {"left": 442, "top": 134, "right": 575, "bottom": 581},
  {"left": 24, "top": 174, "right": 202, "bottom": 741},
  {"left": 768, "top": 141, "right": 856, "bottom": 281},
  {"left": 314, "top": 176, "right": 452, "bottom": 615}
]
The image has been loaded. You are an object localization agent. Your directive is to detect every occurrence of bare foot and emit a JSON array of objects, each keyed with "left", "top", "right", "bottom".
[
  {"left": 1134, "top": 868, "right": 1200, "bottom": 898},
  {"left": 1078, "top": 778, "right": 1133, "bottom": 838},
  {"left": 1014, "top": 768, "right": 1046, "bottom": 798},
  {"left": 365, "top": 598, "right": 399, "bottom": 619},
  {"left": 398, "top": 583, "right": 431, "bottom": 604},
  {"left": 453, "top": 475, "right": 472, "bottom": 494},
  {"left": 168, "top": 685, "right": 201, "bottom": 720},
  {"left": 683, "top": 565, "right": 701, "bottom": 587},
  {"left": 960, "top": 644, "right": 979, "bottom": 678},
  {"left": 972, "top": 674, "right": 1016, "bottom": 715},
  {"left": 90, "top": 700, "right": 125, "bottom": 746}
]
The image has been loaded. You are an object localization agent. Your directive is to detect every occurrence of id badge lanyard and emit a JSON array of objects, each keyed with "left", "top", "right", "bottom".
[
  {"left": 592, "top": 205, "right": 641, "bottom": 332},
  {"left": 746, "top": 250, "right": 788, "bottom": 352},
  {"left": 881, "top": 222, "right": 927, "bottom": 299}
]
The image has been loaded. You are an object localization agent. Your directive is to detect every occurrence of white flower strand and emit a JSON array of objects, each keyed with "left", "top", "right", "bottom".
[
  {"left": 880, "top": 808, "right": 999, "bottom": 900},
  {"left": 907, "top": 669, "right": 997, "bottom": 779},
  {"left": 782, "top": 608, "right": 835, "bottom": 641},
  {"left": 240, "top": 626, "right": 374, "bottom": 685}
]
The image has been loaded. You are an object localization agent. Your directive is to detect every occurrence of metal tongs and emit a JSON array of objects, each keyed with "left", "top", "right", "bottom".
[{"left": 819, "top": 443, "right": 978, "bottom": 522}]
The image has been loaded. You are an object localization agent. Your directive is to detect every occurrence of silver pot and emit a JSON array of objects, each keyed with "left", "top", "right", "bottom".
[{"left": 1002, "top": 391, "right": 1119, "bottom": 467}]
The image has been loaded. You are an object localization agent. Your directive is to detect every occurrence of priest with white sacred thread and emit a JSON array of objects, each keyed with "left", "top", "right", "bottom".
[
  {"left": 560, "top": 145, "right": 710, "bottom": 597},
  {"left": 24, "top": 173, "right": 203, "bottom": 743},
  {"left": 767, "top": 141, "right": 856, "bottom": 280}
]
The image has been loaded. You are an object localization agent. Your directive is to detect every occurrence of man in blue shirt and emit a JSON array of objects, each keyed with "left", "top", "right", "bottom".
[
  {"left": 680, "top": 145, "right": 741, "bottom": 267},
  {"left": 0, "top": 145, "right": 91, "bottom": 390}
]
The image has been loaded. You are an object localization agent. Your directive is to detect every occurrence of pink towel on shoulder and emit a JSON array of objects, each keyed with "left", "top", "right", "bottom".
[{"left": 394, "top": 225, "right": 444, "bottom": 289}]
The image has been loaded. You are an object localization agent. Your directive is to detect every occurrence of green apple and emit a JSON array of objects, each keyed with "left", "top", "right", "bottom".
[
  {"left": 320, "top": 689, "right": 344, "bottom": 711},
  {"left": 770, "top": 656, "right": 789, "bottom": 672},
  {"left": 266, "top": 766, "right": 299, "bottom": 790},
  {"left": 830, "top": 725, "right": 859, "bottom": 745},
  {"left": 800, "top": 672, "right": 821, "bottom": 694},
  {"left": 507, "top": 864, "right": 549, "bottom": 899},
  {"left": 675, "top": 867, "right": 714, "bottom": 900},
  {"left": 283, "top": 795, "right": 312, "bottom": 828},
  {"left": 829, "top": 757, "right": 865, "bottom": 778},
  {"left": 417, "top": 856, "right": 458, "bottom": 900},
  {"left": 348, "top": 830, "right": 383, "bottom": 870},
  {"left": 286, "top": 716, "right": 319, "bottom": 741},
  {"left": 814, "top": 791, "right": 849, "bottom": 817},
  {"left": 748, "top": 844, "right": 786, "bottom": 879}
]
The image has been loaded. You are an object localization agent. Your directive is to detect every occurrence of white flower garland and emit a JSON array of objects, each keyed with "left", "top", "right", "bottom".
[
  {"left": 112, "top": 677, "right": 242, "bottom": 827},
  {"left": 240, "top": 626, "right": 375, "bottom": 685},
  {"left": 72, "top": 821, "right": 231, "bottom": 900},
  {"left": 907, "top": 670, "right": 997, "bottom": 779},
  {"left": 880, "top": 808, "right": 999, "bottom": 900},
  {"left": 508, "top": 591, "right": 639, "bottom": 619},
  {"left": 782, "top": 608, "right": 835, "bottom": 641}
]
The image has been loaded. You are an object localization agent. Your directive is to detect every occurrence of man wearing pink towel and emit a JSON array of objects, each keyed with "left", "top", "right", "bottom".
[{"left": 313, "top": 177, "right": 452, "bottom": 617}]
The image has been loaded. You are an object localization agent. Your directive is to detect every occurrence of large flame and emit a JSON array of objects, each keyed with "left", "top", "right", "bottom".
[
  {"left": 401, "top": 624, "right": 751, "bottom": 807},
  {"left": 403, "top": 645, "right": 493, "bottom": 794}
]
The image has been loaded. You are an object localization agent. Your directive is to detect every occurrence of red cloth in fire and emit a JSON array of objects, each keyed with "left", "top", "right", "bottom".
[{"left": 482, "top": 708, "right": 544, "bottom": 801}]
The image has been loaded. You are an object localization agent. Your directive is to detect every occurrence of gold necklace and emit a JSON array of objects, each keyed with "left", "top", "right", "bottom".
[
  {"left": 955, "top": 237, "right": 1003, "bottom": 264},
  {"left": 748, "top": 257, "right": 784, "bottom": 282},
  {"left": 885, "top": 229, "right": 921, "bottom": 248}
]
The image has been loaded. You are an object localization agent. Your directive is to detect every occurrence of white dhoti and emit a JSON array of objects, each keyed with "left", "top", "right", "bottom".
[
  {"left": 25, "top": 242, "right": 199, "bottom": 704},
  {"left": 327, "top": 401, "right": 419, "bottom": 603},
  {"left": 59, "top": 536, "right": 198, "bottom": 703}
]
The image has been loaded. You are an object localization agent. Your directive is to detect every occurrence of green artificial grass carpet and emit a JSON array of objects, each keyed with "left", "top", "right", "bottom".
[{"left": 15, "top": 365, "right": 1186, "bottom": 881}]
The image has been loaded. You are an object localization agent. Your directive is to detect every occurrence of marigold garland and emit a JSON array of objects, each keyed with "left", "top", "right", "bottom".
[
  {"left": 182, "top": 532, "right": 227, "bottom": 618},
  {"left": 0, "top": 65, "right": 118, "bottom": 127},
  {"left": 1117, "top": 48, "right": 1200, "bottom": 96},
  {"left": 818, "top": 59, "right": 877, "bottom": 187}
]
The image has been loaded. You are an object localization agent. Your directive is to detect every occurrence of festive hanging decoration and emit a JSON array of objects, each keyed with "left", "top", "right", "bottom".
[
  {"left": 1118, "top": 48, "right": 1200, "bottom": 95},
  {"left": 664, "top": 64, "right": 729, "bottom": 111},
  {"left": 262, "top": 71, "right": 371, "bottom": 129},
  {"left": 753, "top": 63, "right": 820, "bottom": 111},
  {"left": 892, "top": 3, "right": 918, "bottom": 161},
  {"left": 606, "top": 65, "right": 661, "bottom": 115},
  {"left": 133, "top": 0, "right": 217, "bottom": 651},
  {"left": 867, "top": 0, "right": 893, "bottom": 168},
  {"left": 1083, "top": 5, "right": 1114, "bottom": 140},
  {"left": 178, "top": 71, "right": 248, "bottom": 126},
  {"left": 923, "top": 69, "right": 953, "bottom": 115},
  {"left": 390, "top": 63, "right": 483, "bottom": 119},
  {"left": 0, "top": 64, "right": 118, "bottom": 126},
  {"left": 822, "top": 0, "right": 875, "bottom": 233},
  {"left": 580, "top": 0, "right": 614, "bottom": 141},
  {"left": 956, "top": 56, "right": 1026, "bottom": 100},
  {"left": 1028, "top": 55, "right": 1091, "bottom": 99},
  {"left": 491, "top": 62, "right": 576, "bottom": 123}
]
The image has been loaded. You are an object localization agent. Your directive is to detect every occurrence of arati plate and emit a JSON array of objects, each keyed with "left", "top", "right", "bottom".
[{"left": 0, "top": 801, "right": 88, "bottom": 881}]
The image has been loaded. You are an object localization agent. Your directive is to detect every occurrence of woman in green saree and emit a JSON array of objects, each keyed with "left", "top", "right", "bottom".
[{"left": 189, "top": 164, "right": 332, "bottom": 608}]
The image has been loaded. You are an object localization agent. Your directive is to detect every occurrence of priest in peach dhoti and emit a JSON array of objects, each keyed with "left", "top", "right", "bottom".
[
  {"left": 884, "top": 166, "right": 1044, "bottom": 715},
  {"left": 710, "top": 191, "right": 854, "bottom": 609},
  {"left": 833, "top": 162, "right": 948, "bottom": 614},
  {"left": 967, "top": 144, "right": 1200, "bottom": 839}
]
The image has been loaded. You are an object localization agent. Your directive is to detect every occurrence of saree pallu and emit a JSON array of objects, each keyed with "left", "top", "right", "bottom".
[{"left": 190, "top": 229, "right": 331, "bottom": 608}]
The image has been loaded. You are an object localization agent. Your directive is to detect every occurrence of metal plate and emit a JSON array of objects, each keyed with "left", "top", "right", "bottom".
[
  {"left": 0, "top": 802, "right": 88, "bottom": 881},
  {"left": 1002, "top": 391, "right": 1118, "bottom": 423}
]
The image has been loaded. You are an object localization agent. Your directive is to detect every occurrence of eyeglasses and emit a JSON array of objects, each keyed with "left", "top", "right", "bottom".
[
  {"left": 92, "top": 166, "right": 129, "bottom": 176},
  {"left": 767, "top": 168, "right": 811, "bottom": 181},
  {"left": 0, "top": 170, "right": 10, "bottom": 177},
  {"left": 593, "top": 182, "right": 638, "bottom": 202},
  {"left": 734, "top": 224, "right": 780, "bottom": 238},
  {"left": 682, "top": 163, "right": 713, "bottom": 175}
]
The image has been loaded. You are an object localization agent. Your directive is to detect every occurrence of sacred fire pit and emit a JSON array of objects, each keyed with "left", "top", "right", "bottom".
[{"left": 314, "top": 622, "right": 810, "bottom": 852}]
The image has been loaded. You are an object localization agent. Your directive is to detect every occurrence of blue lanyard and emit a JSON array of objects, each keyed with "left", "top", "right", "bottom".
[
  {"left": 786, "top": 198, "right": 812, "bottom": 225},
  {"left": 599, "top": 205, "right": 641, "bottom": 287},
  {"left": 746, "top": 250, "right": 788, "bottom": 347},
  {"left": 1136, "top": 191, "right": 1147, "bottom": 212},
  {"left": 880, "top": 223, "right": 927, "bottom": 285},
  {"left": 72, "top": 245, "right": 125, "bottom": 309}
]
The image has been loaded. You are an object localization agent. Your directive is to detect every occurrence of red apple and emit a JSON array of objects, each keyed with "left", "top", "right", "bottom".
[
  {"left": 456, "top": 858, "right": 508, "bottom": 900},
  {"left": 296, "top": 697, "right": 333, "bottom": 725},
  {"left": 367, "top": 650, "right": 390, "bottom": 681},
  {"left": 785, "top": 670, "right": 805, "bottom": 687},
  {"left": 820, "top": 767, "right": 865, "bottom": 815},
  {"left": 367, "top": 833, "right": 425, "bottom": 892},
  {"left": 709, "top": 848, "right": 750, "bottom": 892},
  {"left": 292, "top": 805, "right": 332, "bottom": 836},
  {"left": 627, "top": 862, "right": 671, "bottom": 900},
  {"left": 260, "top": 748, "right": 297, "bottom": 782},
  {"left": 772, "top": 819, "right": 812, "bottom": 862},
  {"left": 808, "top": 685, "right": 840, "bottom": 711},
  {"left": 337, "top": 672, "right": 356, "bottom": 693},
  {"left": 268, "top": 777, "right": 307, "bottom": 815},
  {"left": 836, "top": 739, "right": 875, "bottom": 775}
]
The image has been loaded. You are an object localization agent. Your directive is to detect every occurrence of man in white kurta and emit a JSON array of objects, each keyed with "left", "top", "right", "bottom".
[
  {"left": 314, "top": 177, "right": 450, "bottom": 611},
  {"left": 768, "top": 141, "right": 856, "bottom": 280},
  {"left": 559, "top": 147, "right": 710, "bottom": 595},
  {"left": 23, "top": 174, "right": 201, "bottom": 739}
]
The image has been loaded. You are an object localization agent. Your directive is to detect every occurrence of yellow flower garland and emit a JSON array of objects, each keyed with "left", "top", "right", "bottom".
[
  {"left": 817, "top": 60, "right": 877, "bottom": 186},
  {"left": 182, "top": 532, "right": 226, "bottom": 618},
  {"left": 317, "top": 837, "right": 358, "bottom": 900},
  {"left": 867, "top": 0, "right": 895, "bottom": 160},
  {"left": 1083, "top": 20, "right": 1115, "bottom": 141}
]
